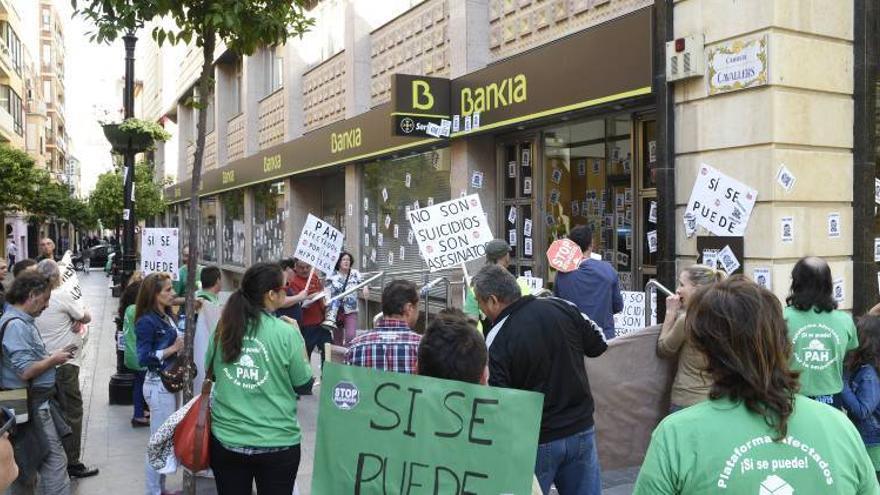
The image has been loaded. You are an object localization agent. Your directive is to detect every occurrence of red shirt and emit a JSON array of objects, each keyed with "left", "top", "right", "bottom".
[{"left": 290, "top": 274, "right": 325, "bottom": 326}]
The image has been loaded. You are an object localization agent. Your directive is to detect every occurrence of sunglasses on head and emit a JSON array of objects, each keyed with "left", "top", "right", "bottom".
[{"left": 0, "top": 407, "right": 15, "bottom": 437}]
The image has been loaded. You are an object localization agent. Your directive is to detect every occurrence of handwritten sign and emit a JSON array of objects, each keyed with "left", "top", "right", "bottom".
[
  {"left": 613, "top": 291, "right": 647, "bottom": 338},
  {"left": 293, "top": 213, "right": 344, "bottom": 275},
  {"left": 686, "top": 164, "right": 757, "bottom": 237},
  {"left": 141, "top": 228, "right": 179, "bottom": 279},
  {"left": 546, "top": 239, "right": 584, "bottom": 273},
  {"left": 311, "top": 363, "right": 543, "bottom": 494},
  {"left": 407, "top": 195, "right": 493, "bottom": 271}
]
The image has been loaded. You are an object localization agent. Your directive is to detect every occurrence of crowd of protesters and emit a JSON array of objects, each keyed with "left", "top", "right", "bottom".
[{"left": 5, "top": 227, "right": 880, "bottom": 495}]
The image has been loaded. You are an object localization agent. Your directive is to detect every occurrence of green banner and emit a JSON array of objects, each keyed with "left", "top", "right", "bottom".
[{"left": 311, "top": 363, "right": 544, "bottom": 494}]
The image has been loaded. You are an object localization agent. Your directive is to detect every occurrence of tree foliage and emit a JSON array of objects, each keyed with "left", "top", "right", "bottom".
[
  {"left": 0, "top": 143, "right": 38, "bottom": 214},
  {"left": 88, "top": 161, "right": 169, "bottom": 231}
]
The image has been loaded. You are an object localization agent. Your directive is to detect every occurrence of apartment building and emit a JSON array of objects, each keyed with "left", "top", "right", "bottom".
[{"left": 158, "top": 0, "right": 878, "bottom": 316}]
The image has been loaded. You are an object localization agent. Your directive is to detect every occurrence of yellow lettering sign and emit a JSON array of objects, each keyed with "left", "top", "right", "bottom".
[
  {"left": 460, "top": 73, "right": 527, "bottom": 116},
  {"left": 263, "top": 154, "right": 282, "bottom": 173},
  {"left": 331, "top": 128, "right": 362, "bottom": 154},
  {"left": 222, "top": 170, "right": 235, "bottom": 185},
  {"left": 412, "top": 80, "right": 434, "bottom": 111}
]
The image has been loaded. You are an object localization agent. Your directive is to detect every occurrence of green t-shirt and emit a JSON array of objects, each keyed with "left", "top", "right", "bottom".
[
  {"left": 206, "top": 312, "right": 313, "bottom": 448},
  {"left": 195, "top": 289, "right": 219, "bottom": 304},
  {"left": 784, "top": 307, "right": 858, "bottom": 396},
  {"left": 173, "top": 265, "right": 203, "bottom": 296},
  {"left": 634, "top": 396, "right": 880, "bottom": 494}
]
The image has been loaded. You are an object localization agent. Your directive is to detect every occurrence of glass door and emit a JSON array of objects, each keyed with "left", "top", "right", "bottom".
[
  {"left": 636, "top": 116, "right": 658, "bottom": 291},
  {"left": 498, "top": 136, "right": 538, "bottom": 278}
]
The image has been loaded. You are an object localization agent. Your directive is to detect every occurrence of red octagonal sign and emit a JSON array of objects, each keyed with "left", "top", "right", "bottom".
[{"left": 546, "top": 239, "right": 584, "bottom": 273}]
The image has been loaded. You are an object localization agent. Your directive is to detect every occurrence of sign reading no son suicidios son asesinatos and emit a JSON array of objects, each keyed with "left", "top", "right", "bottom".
[{"left": 407, "top": 194, "right": 493, "bottom": 271}]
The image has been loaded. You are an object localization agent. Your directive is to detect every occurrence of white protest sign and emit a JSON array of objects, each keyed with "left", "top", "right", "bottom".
[
  {"left": 407, "top": 194, "right": 493, "bottom": 271},
  {"left": 141, "top": 228, "right": 180, "bottom": 279},
  {"left": 613, "top": 291, "right": 647, "bottom": 338},
  {"left": 517, "top": 276, "right": 544, "bottom": 294},
  {"left": 293, "top": 214, "right": 344, "bottom": 276},
  {"left": 686, "top": 164, "right": 758, "bottom": 236}
]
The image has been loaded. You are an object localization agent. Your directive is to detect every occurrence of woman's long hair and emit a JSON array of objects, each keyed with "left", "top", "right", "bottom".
[
  {"left": 135, "top": 273, "right": 172, "bottom": 321},
  {"left": 119, "top": 280, "right": 143, "bottom": 321},
  {"left": 785, "top": 256, "right": 836, "bottom": 313},
  {"left": 217, "top": 262, "right": 284, "bottom": 363},
  {"left": 845, "top": 316, "right": 880, "bottom": 375},
  {"left": 687, "top": 276, "right": 799, "bottom": 440}
]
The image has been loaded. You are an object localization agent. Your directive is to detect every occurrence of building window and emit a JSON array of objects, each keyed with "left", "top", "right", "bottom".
[
  {"left": 41, "top": 43, "right": 51, "bottom": 69},
  {"left": 231, "top": 61, "right": 242, "bottom": 115},
  {"left": 200, "top": 198, "right": 218, "bottom": 262},
  {"left": 221, "top": 189, "right": 246, "bottom": 266},
  {"left": 1, "top": 85, "right": 23, "bottom": 136},
  {"left": 266, "top": 47, "right": 283, "bottom": 95},
  {"left": 361, "top": 148, "right": 451, "bottom": 274},
  {"left": 0, "top": 22, "right": 23, "bottom": 75},
  {"left": 252, "top": 181, "right": 286, "bottom": 263},
  {"left": 41, "top": 9, "right": 50, "bottom": 28}
]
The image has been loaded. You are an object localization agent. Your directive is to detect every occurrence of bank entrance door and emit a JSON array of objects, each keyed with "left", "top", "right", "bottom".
[{"left": 497, "top": 136, "right": 539, "bottom": 278}]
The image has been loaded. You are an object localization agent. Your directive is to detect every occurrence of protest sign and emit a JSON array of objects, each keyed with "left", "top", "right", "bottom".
[
  {"left": 685, "top": 164, "right": 757, "bottom": 236},
  {"left": 293, "top": 213, "right": 344, "bottom": 276},
  {"left": 546, "top": 239, "right": 584, "bottom": 272},
  {"left": 141, "top": 228, "right": 179, "bottom": 279},
  {"left": 407, "top": 194, "right": 493, "bottom": 271},
  {"left": 57, "top": 251, "right": 83, "bottom": 304},
  {"left": 311, "top": 363, "right": 543, "bottom": 495},
  {"left": 613, "top": 291, "right": 647, "bottom": 338}
]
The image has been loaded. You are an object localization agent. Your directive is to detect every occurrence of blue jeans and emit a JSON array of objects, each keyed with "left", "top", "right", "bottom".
[
  {"left": 535, "top": 426, "right": 601, "bottom": 495},
  {"left": 133, "top": 369, "right": 146, "bottom": 419},
  {"left": 144, "top": 373, "right": 177, "bottom": 495}
]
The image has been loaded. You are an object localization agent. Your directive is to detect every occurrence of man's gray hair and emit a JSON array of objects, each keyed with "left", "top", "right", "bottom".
[
  {"left": 472, "top": 264, "right": 521, "bottom": 304},
  {"left": 35, "top": 259, "right": 61, "bottom": 288}
]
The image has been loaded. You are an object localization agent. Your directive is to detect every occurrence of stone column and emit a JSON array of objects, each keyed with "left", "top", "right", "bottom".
[
  {"left": 674, "top": 0, "right": 854, "bottom": 306},
  {"left": 284, "top": 43, "right": 307, "bottom": 141},
  {"left": 449, "top": 0, "right": 490, "bottom": 78},
  {"left": 243, "top": 51, "right": 268, "bottom": 156},
  {"left": 344, "top": 0, "right": 371, "bottom": 118},
  {"left": 214, "top": 63, "right": 234, "bottom": 167}
]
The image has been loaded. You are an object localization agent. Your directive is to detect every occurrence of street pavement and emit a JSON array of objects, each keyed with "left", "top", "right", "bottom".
[{"left": 70, "top": 269, "right": 635, "bottom": 494}]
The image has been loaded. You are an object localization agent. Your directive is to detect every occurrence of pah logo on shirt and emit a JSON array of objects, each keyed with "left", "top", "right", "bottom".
[
  {"left": 791, "top": 324, "right": 841, "bottom": 371},
  {"left": 223, "top": 336, "right": 270, "bottom": 390}
]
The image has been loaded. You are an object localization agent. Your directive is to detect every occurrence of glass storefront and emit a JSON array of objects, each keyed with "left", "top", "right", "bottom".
[
  {"left": 361, "top": 148, "right": 450, "bottom": 274},
  {"left": 220, "top": 189, "right": 246, "bottom": 266},
  {"left": 200, "top": 197, "right": 218, "bottom": 262},
  {"left": 252, "top": 181, "right": 286, "bottom": 264}
]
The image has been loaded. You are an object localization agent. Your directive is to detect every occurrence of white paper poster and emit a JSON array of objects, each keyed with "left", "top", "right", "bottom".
[
  {"left": 524, "top": 238, "right": 533, "bottom": 256},
  {"left": 776, "top": 164, "right": 796, "bottom": 192},
  {"left": 400, "top": 245, "right": 406, "bottom": 261},
  {"left": 702, "top": 249, "right": 719, "bottom": 269},
  {"left": 377, "top": 233, "right": 384, "bottom": 247},
  {"left": 827, "top": 212, "right": 841, "bottom": 239},
  {"left": 384, "top": 214, "right": 392, "bottom": 230},
  {"left": 833, "top": 277, "right": 845, "bottom": 303},
  {"left": 452, "top": 115, "right": 461, "bottom": 133},
  {"left": 405, "top": 173, "right": 412, "bottom": 188},
  {"left": 686, "top": 164, "right": 758, "bottom": 237},
  {"left": 293, "top": 213, "right": 345, "bottom": 276},
  {"left": 648, "top": 140, "right": 657, "bottom": 163},
  {"left": 648, "top": 201, "right": 657, "bottom": 224},
  {"left": 347, "top": 203, "right": 353, "bottom": 216},
  {"left": 522, "top": 149, "right": 531, "bottom": 167},
  {"left": 875, "top": 179, "right": 880, "bottom": 204},
  {"left": 507, "top": 206, "right": 517, "bottom": 224},
  {"left": 551, "top": 168, "right": 562, "bottom": 184},
  {"left": 647, "top": 230, "right": 658, "bottom": 253},
  {"left": 753, "top": 267, "right": 772, "bottom": 290},
  {"left": 613, "top": 291, "right": 647, "bottom": 338},
  {"left": 524, "top": 218, "right": 533, "bottom": 237},
  {"left": 518, "top": 276, "right": 543, "bottom": 294},
  {"left": 718, "top": 245, "right": 741, "bottom": 274},
  {"left": 141, "top": 228, "right": 179, "bottom": 279},
  {"left": 875, "top": 238, "right": 880, "bottom": 262},
  {"left": 508, "top": 229, "right": 517, "bottom": 246},
  {"left": 472, "top": 113, "right": 481, "bottom": 129},
  {"left": 683, "top": 212, "right": 697, "bottom": 238},
  {"left": 523, "top": 177, "right": 532, "bottom": 195},
  {"left": 363, "top": 215, "right": 369, "bottom": 228},
  {"left": 393, "top": 224, "right": 399, "bottom": 239},
  {"left": 471, "top": 171, "right": 484, "bottom": 189},
  {"left": 382, "top": 188, "right": 389, "bottom": 203},
  {"left": 406, "top": 194, "right": 493, "bottom": 271},
  {"left": 464, "top": 115, "right": 472, "bottom": 132},
  {"left": 781, "top": 217, "right": 794, "bottom": 243}
]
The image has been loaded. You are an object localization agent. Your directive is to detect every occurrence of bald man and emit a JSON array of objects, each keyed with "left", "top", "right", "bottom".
[{"left": 37, "top": 238, "right": 59, "bottom": 262}]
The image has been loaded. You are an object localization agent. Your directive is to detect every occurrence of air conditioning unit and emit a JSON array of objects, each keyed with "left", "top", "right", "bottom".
[{"left": 666, "top": 34, "right": 705, "bottom": 82}]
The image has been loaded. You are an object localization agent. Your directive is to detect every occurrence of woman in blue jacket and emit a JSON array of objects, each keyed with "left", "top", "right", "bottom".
[
  {"left": 135, "top": 272, "right": 183, "bottom": 495},
  {"left": 839, "top": 315, "right": 880, "bottom": 478}
]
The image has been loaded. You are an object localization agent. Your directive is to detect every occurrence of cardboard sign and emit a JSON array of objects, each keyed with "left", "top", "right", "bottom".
[
  {"left": 293, "top": 213, "right": 344, "bottom": 276},
  {"left": 311, "top": 363, "right": 543, "bottom": 495},
  {"left": 697, "top": 236, "right": 744, "bottom": 275},
  {"left": 407, "top": 195, "right": 493, "bottom": 271},
  {"left": 613, "top": 291, "right": 647, "bottom": 338},
  {"left": 686, "top": 164, "right": 758, "bottom": 237},
  {"left": 546, "top": 239, "right": 584, "bottom": 273},
  {"left": 141, "top": 228, "right": 179, "bottom": 279}
]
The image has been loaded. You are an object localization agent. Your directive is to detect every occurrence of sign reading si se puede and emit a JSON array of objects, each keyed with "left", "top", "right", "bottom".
[
  {"left": 293, "top": 214, "right": 344, "bottom": 276},
  {"left": 311, "top": 363, "right": 543, "bottom": 495},
  {"left": 686, "top": 164, "right": 757, "bottom": 237},
  {"left": 407, "top": 195, "right": 493, "bottom": 271},
  {"left": 141, "top": 228, "right": 179, "bottom": 280}
]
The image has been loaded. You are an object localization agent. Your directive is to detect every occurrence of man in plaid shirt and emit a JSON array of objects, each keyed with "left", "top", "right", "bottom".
[{"left": 345, "top": 279, "right": 421, "bottom": 374}]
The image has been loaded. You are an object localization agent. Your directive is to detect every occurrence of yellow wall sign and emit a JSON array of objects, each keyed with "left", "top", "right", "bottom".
[
  {"left": 331, "top": 128, "right": 363, "bottom": 154},
  {"left": 222, "top": 169, "right": 235, "bottom": 185},
  {"left": 460, "top": 74, "right": 527, "bottom": 117},
  {"left": 263, "top": 154, "right": 281, "bottom": 173},
  {"left": 707, "top": 35, "right": 768, "bottom": 95}
]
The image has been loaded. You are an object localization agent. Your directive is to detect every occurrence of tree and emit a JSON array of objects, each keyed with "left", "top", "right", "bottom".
[
  {"left": 88, "top": 161, "right": 169, "bottom": 232},
  {"left": 73, "top": 1, "right": 315, "bottom": 415},
  {"left": 0, "top": 143, "right": 38, "bottom": 215}
]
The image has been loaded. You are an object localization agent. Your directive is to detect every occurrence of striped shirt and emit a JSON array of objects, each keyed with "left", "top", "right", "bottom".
[{"left": 344, "top": 318, "right": 421, "bottom": 374}]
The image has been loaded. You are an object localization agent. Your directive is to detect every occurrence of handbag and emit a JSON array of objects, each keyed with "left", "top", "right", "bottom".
[
  {"left": 173, "top": 356, "right": 214, "bottom": 472},
  {"left": 0, "top": 318, "right": 29, "bottom": 424}
]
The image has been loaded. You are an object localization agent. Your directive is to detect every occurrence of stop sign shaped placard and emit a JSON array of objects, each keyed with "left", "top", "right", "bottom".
[{"left": 547, "top": 239, "right": 584, "bottom": 273}]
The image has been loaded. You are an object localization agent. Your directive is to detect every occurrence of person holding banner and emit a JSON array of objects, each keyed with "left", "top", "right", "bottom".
[
  {"left": 634, "top": 277, "right": 879, "bottom": 494},
  {"left": 472, "top": 264, "right": 608, "bottom": 494},
  {"left": 657, "top": 264, "right": 725, "bottom": 411},
  {"left": 206, "top": 262, "right": 312, "bottom": 495},
  {"left": 327, "top": 251, "right": 369, "bottom": 346}
]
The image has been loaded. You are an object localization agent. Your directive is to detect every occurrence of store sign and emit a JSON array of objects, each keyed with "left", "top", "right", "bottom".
[
  {"left": 140, "top": 228, "right": 179, "bottom": 279},
  {"left": 707, "top": 35, "right": 768, "bottom": 95},
  {"left": 311, "top": 363, "right": 543, "bottom": 494},
  {"left": 685, "top": 164, "right": 757, "bottom": 237},
  {"left": 407, "top": 195, "right": 493, "bottom": 271},
  {"left": 293, "top": 214, "right": 345, "bottom": 276},
  {"left": 392, "top": 74, "right": 451, "bottom": 138}
]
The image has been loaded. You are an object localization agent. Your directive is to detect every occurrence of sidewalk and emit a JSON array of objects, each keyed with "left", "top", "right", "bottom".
[{"left": 73, "top": 270, "right": 634, "bottom": 494}]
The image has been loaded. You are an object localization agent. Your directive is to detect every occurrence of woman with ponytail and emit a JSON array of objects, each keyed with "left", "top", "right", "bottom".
[
  {"left": 657, "top": 264, "right": 726, "bottom": 410},
  {"left": 206, "top": 262, "right": 313, "bottom": 495}
]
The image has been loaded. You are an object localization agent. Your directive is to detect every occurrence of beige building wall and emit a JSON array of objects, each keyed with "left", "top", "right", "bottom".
[{"left": 673, "top": 0, "right": 855, "bottom": 306}]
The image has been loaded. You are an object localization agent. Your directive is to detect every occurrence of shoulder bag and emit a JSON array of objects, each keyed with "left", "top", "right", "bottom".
[
  {"left": 0, "top": 317, "right": 29, "bottom": 424},
  {"left": 173, "top": 349, "right": 214, "bottom": 471}
]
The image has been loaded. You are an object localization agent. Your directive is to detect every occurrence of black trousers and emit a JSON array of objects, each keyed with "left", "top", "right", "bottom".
[
  {"left": 209, "top": 435, "right": 301, "bottom": 495},
  {"left": 302, "top": 324, "right": 331, "bottom": 360}
]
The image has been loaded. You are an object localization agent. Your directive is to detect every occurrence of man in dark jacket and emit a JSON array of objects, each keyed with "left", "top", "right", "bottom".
[{"left": 473, "top": 264, "right": 608, "bottom": 494}]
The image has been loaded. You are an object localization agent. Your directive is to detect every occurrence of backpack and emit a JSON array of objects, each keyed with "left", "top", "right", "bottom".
[{"left": 123, "top": 305, "right": 144, "bottom": 371}]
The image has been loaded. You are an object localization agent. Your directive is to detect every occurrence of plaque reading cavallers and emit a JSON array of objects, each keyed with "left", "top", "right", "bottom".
[{"left": 707, "top": 35, "right": 768, "bottom": 95}]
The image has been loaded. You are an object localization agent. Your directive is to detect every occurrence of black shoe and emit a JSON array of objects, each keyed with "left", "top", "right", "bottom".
[{"left": 68, "top": 463, "right": 99, "bottom": 478}]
